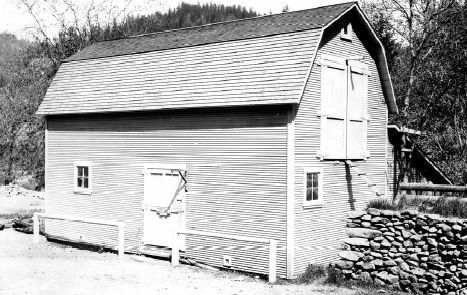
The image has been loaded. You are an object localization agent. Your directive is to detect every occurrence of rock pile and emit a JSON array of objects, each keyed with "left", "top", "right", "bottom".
[
  {"left": 0, "top": 183, "right": 44, "bottom": 200},
  {"left": 336, "top": 208, "right": 466, "bottom": 295}
]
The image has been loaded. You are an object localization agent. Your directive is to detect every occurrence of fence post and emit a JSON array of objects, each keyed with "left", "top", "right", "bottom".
[
  {"left": 33, "top": 212, "right": 40, "bottom": 243},
  {"left": 118, "top": 223, "right": 125, "bottom": 258},
  {"left": 268, "top": 239, "right": 277, "bottom": 283}
]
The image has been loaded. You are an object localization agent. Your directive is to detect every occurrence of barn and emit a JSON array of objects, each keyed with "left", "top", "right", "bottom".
[{"left": 36, "top": 2, "right": 398, "bottom": 279}]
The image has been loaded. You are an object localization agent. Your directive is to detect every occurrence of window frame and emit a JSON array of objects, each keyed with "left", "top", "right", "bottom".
[
  {"left": 303, "top": 167, "right": 323, "bottom": 207},
  {"left": 73, "top": 161, "right": 92, "bottom": 195}
]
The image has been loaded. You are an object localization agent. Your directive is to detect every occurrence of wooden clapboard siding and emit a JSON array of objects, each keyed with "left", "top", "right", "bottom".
[
  {"left": 45, "top": 106, "right": 288, "bottom": 276},
  {"left": 37, "top": 30, "right": 321, "bottom": 115},
  {"left": 293, "top": 22, "right": 389, "bottom": 275}
]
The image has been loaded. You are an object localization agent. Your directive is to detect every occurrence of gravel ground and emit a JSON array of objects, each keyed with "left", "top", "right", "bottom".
[
  {"left": 0, "top": 229, "right": 360, "bottom": 295},
  {"left": 0, "top": 185, "right": 44, "bottom": 217}
]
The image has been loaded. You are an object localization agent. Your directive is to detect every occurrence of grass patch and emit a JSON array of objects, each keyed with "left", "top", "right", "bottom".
[
  {"left": 296, "top": 264, "right": 407, "bottom": 294},
  {"left": 367, "top": 195, "right": 467, "bottom": 218},
  {"left": 367, "top": 198, "right": 398, "bottom": 211},
  {"left": 0, "top": 209, "right": 43, "bottom": 219}
]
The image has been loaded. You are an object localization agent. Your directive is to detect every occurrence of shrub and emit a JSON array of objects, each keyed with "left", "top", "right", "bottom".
[
  {"left": 367, "top": 194, "right": 467, "bottom": 218},
  {"left": 367, "top": 198, "right": 398, "bottom": 211},
  {"left": 297, "top": 264, "right": 326, "bottom": 283},
  {"left": 323, "top": 264, "right": 347, "bottom": 286}
]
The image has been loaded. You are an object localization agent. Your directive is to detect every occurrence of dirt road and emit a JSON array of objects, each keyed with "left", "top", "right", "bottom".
[{"left": 0, "top": 229, "right": 359, "bottom": 295}]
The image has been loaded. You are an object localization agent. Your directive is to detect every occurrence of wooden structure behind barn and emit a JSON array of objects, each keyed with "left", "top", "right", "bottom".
[
  {"left": 37, "top": 2, "right": 399, "bottom": 279},
  {"left": 386, "top": 125, "right": 453, "bottom": 197}
]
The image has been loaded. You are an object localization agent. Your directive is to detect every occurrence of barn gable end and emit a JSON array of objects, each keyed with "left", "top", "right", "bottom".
[{"left": 292, "top": 12, "right": 389, "bottom": 275}]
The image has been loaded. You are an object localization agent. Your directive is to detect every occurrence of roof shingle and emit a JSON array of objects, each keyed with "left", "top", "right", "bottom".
[{"left": 66, "top": 2, "right": 355, "bottom": 62}]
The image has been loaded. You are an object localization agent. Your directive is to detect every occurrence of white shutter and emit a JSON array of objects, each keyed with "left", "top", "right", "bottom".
[
  {"left": 321, "top": 65, "right": 347, "bottom": 159},
  {"left": 318, "top": 56, "right": 369, "bottom": 161},
  {"left": 347, "top": 67, "right": 368, "bottom": 159}
]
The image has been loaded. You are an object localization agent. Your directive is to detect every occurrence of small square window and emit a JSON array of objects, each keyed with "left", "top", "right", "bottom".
[
  {"left": 341, "top": 23, "right": 352, "bottom": 41},
  {"left": 74, "top": 161, "right": 92, "bottom": 194},
  {"left": 304, "top": 168, "right": 323, "bottom": 206}
]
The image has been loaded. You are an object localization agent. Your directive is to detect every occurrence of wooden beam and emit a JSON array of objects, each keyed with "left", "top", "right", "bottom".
[
  {"left": 400, "top": 183, "right": 467, "bottom": 193},
  {"left": 286, "top": 104, "right": 295, "bottom": 279}
]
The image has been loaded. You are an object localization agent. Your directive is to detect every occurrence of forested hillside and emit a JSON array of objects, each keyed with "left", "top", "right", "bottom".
[{"left": 0, "top": 0, "right": 465, "bottom": 188}]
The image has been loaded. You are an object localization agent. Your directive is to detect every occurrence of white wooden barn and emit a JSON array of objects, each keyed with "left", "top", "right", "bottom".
[{"left": 36, "top": 2, "right": 398, "bottom": 279}]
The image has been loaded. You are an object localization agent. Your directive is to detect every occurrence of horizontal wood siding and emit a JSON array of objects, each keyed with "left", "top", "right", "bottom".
[
  {"left": 38, "top": 30, "right": 321, "bottom": 115},
  {"left": 293, "top": 23, "right": 389, "bottom": 275},
  {"left": 45, "top": 106, "right": 288, "bottom": 276}
]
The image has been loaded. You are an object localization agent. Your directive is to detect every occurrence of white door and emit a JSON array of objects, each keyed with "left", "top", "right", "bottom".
[{"left": 142, "top": 169, "right": 186, "bottom": 250}]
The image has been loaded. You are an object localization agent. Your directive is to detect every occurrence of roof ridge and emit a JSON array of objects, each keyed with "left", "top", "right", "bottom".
[{"left": 99, "top": 1, "right": 357, "bottom": 43}]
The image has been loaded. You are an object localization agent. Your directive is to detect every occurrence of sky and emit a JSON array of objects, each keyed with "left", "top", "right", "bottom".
[{"left": 0, "top": 0, "right": 353, "bottom": 40}]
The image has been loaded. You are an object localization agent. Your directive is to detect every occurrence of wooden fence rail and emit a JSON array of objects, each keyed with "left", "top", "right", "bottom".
[
  {"left": 404, "top": 194, "right": 467, "bottom": 202},
  {"left": 174, "top": 229, "right": 277, "bottom": 283},
  {"left": 400, "top": 183, "right": 467, "bottom": 193},
  {"left": 33, "top": 212, "right": 125, "bottom": 258}
]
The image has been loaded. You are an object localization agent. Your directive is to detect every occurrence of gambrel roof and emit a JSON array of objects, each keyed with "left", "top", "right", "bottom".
[
  {"left": 37, "top": 2, "right": 398, "bottom": 115},
  {"left": 67, "top": 2, "right": 355, "bottom": 62}
]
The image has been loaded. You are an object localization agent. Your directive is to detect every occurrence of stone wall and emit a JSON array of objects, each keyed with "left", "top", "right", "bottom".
[{"left": 335, "top": 208, "right": 466, "bottom": 295}]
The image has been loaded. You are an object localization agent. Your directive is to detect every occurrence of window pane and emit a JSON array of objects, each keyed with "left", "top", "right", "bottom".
[
  {"left": 83, "top": 178, "right": 89, "bottom": 188},
  {"left": 77, "top": 167, "right": 83, "bottom": 177},
  {"left": 77, "top": 177, "right": 83, "bottom": 188},
  {"left": 306, "top": 172, "right": 320, "bottom": 202},
  {"left": 306, "top": 188, "right": 313, "bottom": 201},
  {"left": 312, "top": 187, "right": 319, "bottom": 200},
  {"left": 307, "top": 176, "right": 314, "bottom": 188},
  {"left": 312, "top": 173, "right": 319, "bottom": 188},
  {"left": 83, "top": 167, "right": 89, "bottom": 177}
]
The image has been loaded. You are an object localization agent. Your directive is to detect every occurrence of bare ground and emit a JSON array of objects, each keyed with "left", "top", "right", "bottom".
[
  {"left": 0, "top": 185, "right": 44, "bottom": 221},
  {"left": 0, "top": 229, "right": 362, "bottom": 295}
]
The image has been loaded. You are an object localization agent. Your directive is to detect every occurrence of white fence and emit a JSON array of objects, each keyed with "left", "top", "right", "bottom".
[
  {"left": 33, "top": 212, "right": 125, "bottom": 258},
  {"left": 173, "top": 229, "right": 278, "bottom": 283}
]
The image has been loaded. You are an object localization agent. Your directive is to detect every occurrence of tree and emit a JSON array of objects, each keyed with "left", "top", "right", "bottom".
[
  {"left": 364, "top": 0, "right": 466, "bottom": 186},
  {"left": 0, "top": 43, "right": 52, "bottom": 186},
  {"left": 412, "top": 1, "right": 467, "bottom": 183},
  {"left": 377, "top": 0, "right": 460, "bottom": 118}
]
